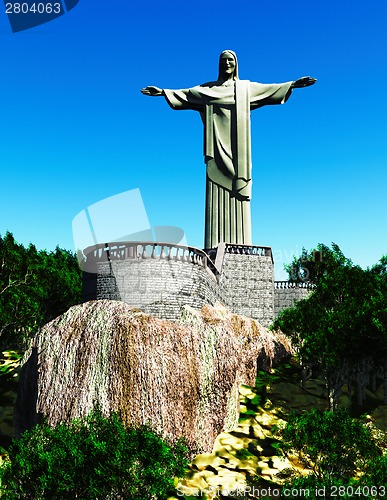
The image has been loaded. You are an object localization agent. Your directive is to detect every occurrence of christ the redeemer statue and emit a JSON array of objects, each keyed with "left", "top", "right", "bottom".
[{"left": 141, "top": 50, "right": 316, "bottom": 249}]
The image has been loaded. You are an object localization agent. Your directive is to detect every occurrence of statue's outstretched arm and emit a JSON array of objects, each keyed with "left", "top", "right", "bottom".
[
  {"left": 141, "top": 86, "right": 164, "bottom": 96},
  {"left": 291, "top": 76, "right": 317, "bottom": 89}
]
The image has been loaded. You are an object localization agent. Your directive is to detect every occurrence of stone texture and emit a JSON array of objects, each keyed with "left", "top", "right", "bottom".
[
  {"left": 274, "top": 284, "right": 312, "bottom": 317},
  {"left": 220, "top": 253, "right": 274, "bottom": 327},
  {"left": 84, "top": 244, "right": 277, "bottom": 328},
  {"left": 96, "top": 257, "right": 224, "bottom": 322},
  {"left": 15, "top": 301, "right": 292, "bottom": 455}
]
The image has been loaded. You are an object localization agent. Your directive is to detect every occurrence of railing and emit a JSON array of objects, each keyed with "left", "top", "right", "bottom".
[
  {"left": 83, "top": 241, "right": 218, "bottom": 276},
  {"left": 274, "top": 281, "right": 314, "bottom": 289},
  {"left": 224, "top": 244, "right": 273, "bottom": 263}
]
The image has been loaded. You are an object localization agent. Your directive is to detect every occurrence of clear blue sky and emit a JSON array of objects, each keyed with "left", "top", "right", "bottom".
[{"left": 1, "top": 0, "right": 386, "bottom": 279}]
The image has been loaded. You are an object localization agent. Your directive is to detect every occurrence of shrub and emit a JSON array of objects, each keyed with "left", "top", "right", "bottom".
[
  {"left": 279, "top": 408, "right": 378, "bottom": 481},
  {"left": 0, "top": 407, "right": 189, "bottom": 499},
  {"left": 361, "top": 454, "right": 387, "bottom": 487},
  {"left": 282, "top": 472, "right": 387, "bottom": 499}
]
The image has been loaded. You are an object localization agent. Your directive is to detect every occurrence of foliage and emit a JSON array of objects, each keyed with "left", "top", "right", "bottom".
[
  {"left": 0, "top": 407, "right": 189, "bottom": 499},
  {"left": 0, "top": 351, "right": 22, "bottom": 379},
  {"left": 277, "top": 243, "right": 386, "bottom": 365},
  {"left": 273, "top": 243, "right": 387, "bottom": 409},
  {"left": 361, "top": 454, "right": 387, "bottom": 487},
  {"left": 279, "top": 408, "right": 379, "bottom": 481},
  {"left": 284, "top": 242, "right": 346, "bottom": 284},
  {"left": 254, "top": 364, "right": 294, "bottom": 405},
  {"left": 283, "top": 467, "right": 387, "bottom": 499},
  {"left": 0, "top": 232, "right": 82, "bottom": 350},
  {"left": 254, "top": 370, "right": 278, "bottom": 404}
]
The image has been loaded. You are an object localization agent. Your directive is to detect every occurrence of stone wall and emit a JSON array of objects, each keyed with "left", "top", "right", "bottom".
[
  {"left": 84, "top": 242, "right": 224, "bottom": 322},
  {"left": 274, "top": 281, "right": 313, "bottom": 317},
  {"left": 97, "top": 258, "right": 223, "bottom": 322},
  {"left": 82, "top": 242, "right": 312, "bottom": 327},
  {"left": 219, "top": 245, "right": 274, "bottom": 327}
]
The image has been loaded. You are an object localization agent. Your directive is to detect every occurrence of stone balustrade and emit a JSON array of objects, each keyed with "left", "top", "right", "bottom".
[
  {"left": 83, "top": 241, "right": 217, "bottom": 274},
  {"left": 274, "top": 280, "right": 314, "bottom": 289},
  {"left": 224, "top": 244, "right": 273, "bottom": 262}
]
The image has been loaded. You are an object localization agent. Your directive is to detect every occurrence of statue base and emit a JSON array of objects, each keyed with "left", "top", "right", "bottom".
[{"left": 82, "top": 241, "right": 311, "bottom": 328}]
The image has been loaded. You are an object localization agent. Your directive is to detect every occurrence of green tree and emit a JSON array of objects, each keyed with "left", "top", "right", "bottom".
[
  {"left": 0, "top": 407, "right": 189, "bottom": 499},
  {"left": 0, "top": 232, "right": 82, "bottom": 350},
  {"left": 273, "top": 244, "right": 387, "bottom": 410},
  {"left": 368, "top": 255, "right": 387, "bottom": 405}
]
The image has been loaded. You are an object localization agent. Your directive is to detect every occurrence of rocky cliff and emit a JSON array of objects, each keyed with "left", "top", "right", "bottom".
[{"left": 15, "top": 300, "right": 291, "bottom": 454}]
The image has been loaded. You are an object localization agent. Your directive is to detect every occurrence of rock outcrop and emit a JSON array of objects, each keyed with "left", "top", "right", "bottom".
[{"left": 15, "top": 300, "right": 292, "bottom": 454}]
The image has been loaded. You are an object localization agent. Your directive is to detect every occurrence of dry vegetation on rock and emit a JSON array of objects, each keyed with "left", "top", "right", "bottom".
[{"left": 15, "top": 300, "right": 292, "bottom": 454}]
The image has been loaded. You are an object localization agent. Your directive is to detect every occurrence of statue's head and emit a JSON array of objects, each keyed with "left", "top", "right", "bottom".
[{"left": 218, "top": 50, "right": 239, "bottom": 81}]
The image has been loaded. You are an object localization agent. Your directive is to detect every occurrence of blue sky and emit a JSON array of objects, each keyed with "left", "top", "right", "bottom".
[{"left": 0, "top": 0, "right": 386, "bottom": 279}]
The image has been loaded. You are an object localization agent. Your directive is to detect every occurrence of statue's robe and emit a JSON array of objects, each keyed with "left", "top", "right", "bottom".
[{"left": 164, "top": 80, "right": 293, "bottom": 249}]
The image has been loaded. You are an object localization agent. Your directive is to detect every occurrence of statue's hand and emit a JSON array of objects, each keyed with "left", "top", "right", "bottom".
[
  {"left": 292, "top": 76, "right": 317, "bottom": 88},
  {"left": 140, "top": 86, "right": 163, "bottom": 96}
]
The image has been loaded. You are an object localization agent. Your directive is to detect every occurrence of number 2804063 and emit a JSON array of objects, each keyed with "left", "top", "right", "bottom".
[{"left": 5, "top": 3, "right": 62, "bottom": 14}]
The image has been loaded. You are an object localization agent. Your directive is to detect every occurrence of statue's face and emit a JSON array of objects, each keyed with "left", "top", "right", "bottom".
[{"left": 219, "top": 52, "right": 236, "bottom": 77}]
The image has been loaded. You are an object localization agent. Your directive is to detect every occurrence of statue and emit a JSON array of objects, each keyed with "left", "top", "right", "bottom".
[{"left": 141, "top": 50, "right": 316, "bottom": 249}]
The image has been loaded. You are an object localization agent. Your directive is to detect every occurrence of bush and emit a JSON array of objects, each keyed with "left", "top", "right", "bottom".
[
  {"left": 279, "top": 408, "right": 378, "bottom": 481},
  {"left": 361, "top": 454, "right": 387, "bottom": 487},
  {"left": 0, "top": 407, "right": 189, "bottom": 499},
  {"left": 282, "top": 472, "right": 387, "bottom": 499}
]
